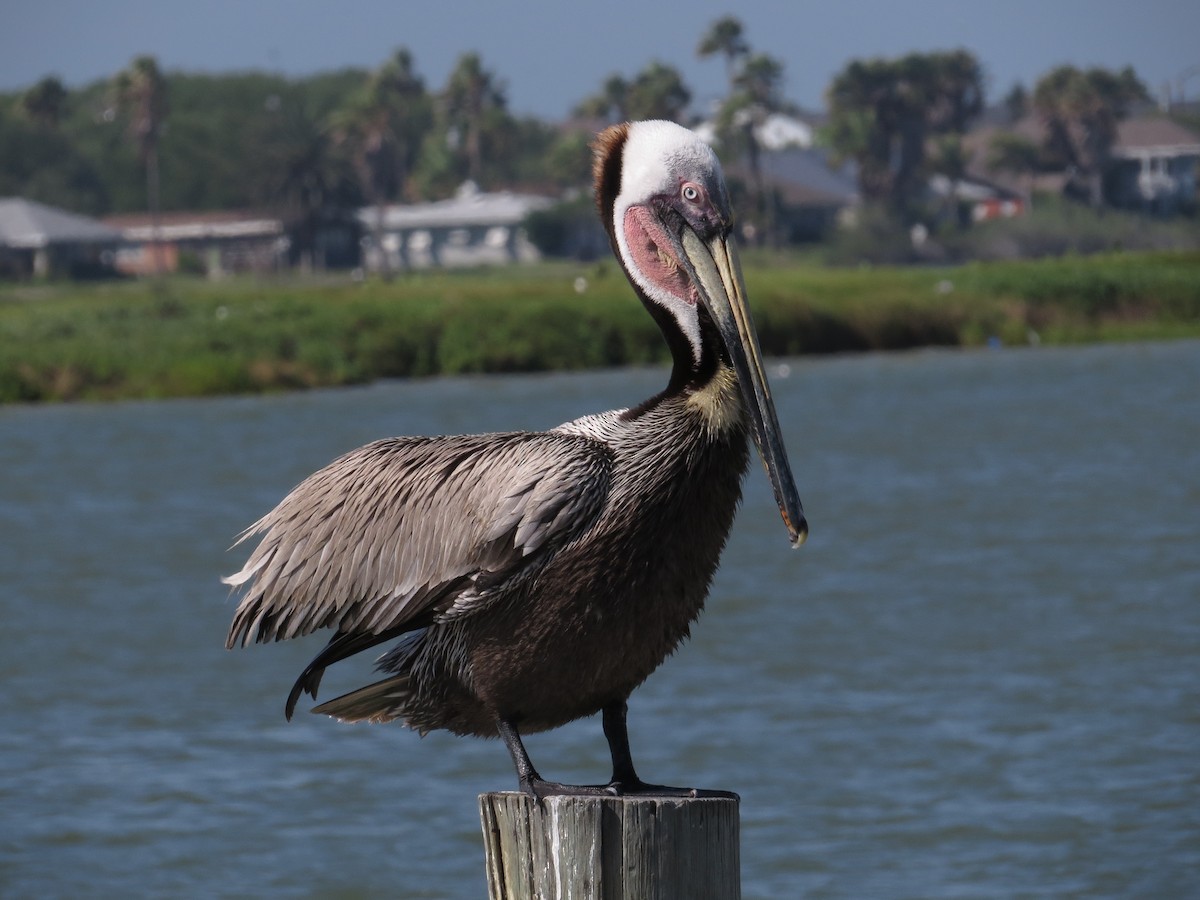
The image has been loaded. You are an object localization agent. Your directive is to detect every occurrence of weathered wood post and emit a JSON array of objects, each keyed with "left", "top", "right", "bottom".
[{"left": 479, "top": 792, "right": 740, "bottom": 900}]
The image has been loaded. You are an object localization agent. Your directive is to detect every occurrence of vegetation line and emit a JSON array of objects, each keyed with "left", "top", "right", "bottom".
[{"left": 3, "top": 251, "right": 1198, "bottom": 404}]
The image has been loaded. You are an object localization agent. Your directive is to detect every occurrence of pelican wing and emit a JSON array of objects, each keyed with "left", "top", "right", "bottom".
[{"left": 224, "top": 432, "right": 613, "bottom": 649}]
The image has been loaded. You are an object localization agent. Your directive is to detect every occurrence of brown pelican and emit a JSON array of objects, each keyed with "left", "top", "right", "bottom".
[{"left": 225, "top": 120, "right": 807, "bottom": 798}]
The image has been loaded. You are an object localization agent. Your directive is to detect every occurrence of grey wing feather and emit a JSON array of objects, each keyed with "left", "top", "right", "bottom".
[{"left": 224, "top": 432, "right": 612, "bottom": 649}]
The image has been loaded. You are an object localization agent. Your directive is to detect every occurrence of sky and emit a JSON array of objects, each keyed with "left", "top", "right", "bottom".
[{"left": 2, "top": 0, "right": 1198, "bottom": 119}]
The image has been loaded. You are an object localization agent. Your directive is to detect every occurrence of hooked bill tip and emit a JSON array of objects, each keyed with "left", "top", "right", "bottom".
[{"left": 788, "top": 517, "right": 809, "bottom": 548}]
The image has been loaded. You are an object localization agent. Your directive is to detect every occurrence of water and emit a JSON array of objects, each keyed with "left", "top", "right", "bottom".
[{"left": 2, "top": 341, "right": 1198, "bottom": 898}]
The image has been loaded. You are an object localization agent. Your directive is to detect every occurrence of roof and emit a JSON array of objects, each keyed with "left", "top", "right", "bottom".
[
  {"left": 693, "top": 112, "right": 817, "bottom": 152},
  {"left": 1112, "top": 117, "right": 1200, "bottom": 158},
  {"left": 103, "top": 210, "right": 284, "bottom": 242},
  {"left": 362, "top": 183, "right": 554, "bottom": 231},
  {"left": 727, "top": 147, "right": 858, "bottom": 207},
  {"left": 928, "top": 173, "right": 1020, "bottom": 202},
  {"left": 0, "top": 198, "right": 122, "bottom": 249},
  {"left": 965, "top": 114, "right": 1200, "bottom": 179}
]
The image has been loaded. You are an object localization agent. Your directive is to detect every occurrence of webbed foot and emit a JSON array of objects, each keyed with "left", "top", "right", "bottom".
[{"left": 521, "top": 775, "right": 738, "bottom": 801}]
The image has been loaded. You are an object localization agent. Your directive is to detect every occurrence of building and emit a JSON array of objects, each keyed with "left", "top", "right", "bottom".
[
  {"left": 927, "top": 173, "right": 1025, "bottom": 223},
  {"left": 102, "top": 210, "right": 289, "bottom": 277},
  {"left": 0, "top": 197, "right": 122, "bottom": 279},
  {"left": 692, "top": 111, "right": 817, "bottom": 152},
  {"left": 1108, "top": 117, "right": 1200, "bottom": 214},
  {"left": 691, "top": 111, "right": 859, "bottom": 242},
  {"left": 358, "top": 182, "right": 554, "bottom": 272},
  {"left": 725, "top": 146, "right": 860, "bottom": 242},
  {"left": 965, "top": 113, "right": 1200, "bottom": 214}
]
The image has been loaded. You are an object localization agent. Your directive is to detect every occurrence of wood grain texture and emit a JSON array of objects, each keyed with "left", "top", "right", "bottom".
[{"left": 479, "top": 792, "right": 740, "bottom": 900}]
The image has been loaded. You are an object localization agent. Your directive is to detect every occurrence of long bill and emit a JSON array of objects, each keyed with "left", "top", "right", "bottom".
[{"left": 677, "top": 227, "right": 808, "bottom": 547}]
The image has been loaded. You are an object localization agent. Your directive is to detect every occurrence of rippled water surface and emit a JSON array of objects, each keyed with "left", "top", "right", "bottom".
[{"left": 2, "top": 340, "right": 1198, "bottom": 898}]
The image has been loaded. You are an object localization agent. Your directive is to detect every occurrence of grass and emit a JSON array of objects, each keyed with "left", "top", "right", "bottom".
[{"left": 2, "top": 250, "right": 1199, "bottom": 404}]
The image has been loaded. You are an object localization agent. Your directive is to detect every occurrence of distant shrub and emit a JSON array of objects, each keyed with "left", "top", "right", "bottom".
[
  {"left": 2, "top": 253, "right": 1198, "bottom": 403},
  {"left": 824, "top": 197, "right": 1199, "bottom": 266},
  {"left": 954, "top": 196, "right": 1200, "bottom": 261},
  {"left": 822, "top": 207, "right": 921, "bottom": 266},
  {"left": 523, "top": 197, "right": 607, "bottom": 260}
]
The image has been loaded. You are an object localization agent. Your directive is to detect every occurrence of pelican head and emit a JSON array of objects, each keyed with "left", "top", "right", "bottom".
[{"left": 594, "top": 120, "right": 808, "bottom": 547}]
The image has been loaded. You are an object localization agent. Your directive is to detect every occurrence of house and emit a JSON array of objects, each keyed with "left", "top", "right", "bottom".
[
  {"left": 964, "top": 113, "right": 1200, "bottom": 214},
  {"left": 927, "top": 173, "right": 1025, "bottom": 223},
  {"left": 102, "top": 210, "right": 290, "bottom": 276},
  {"left": 962, "top": 118, "right": 1066, "bottom": 205},
  {"left": 692, "top": 111, "right": 817, "bottom": 152},
  {"left": 692, "top": 111, "right": 859, "bottom": 241},
  {"left": 725, "top": 146, "right": 859, "bottom": 241},
  {"left": 358, "top": 182, "right": 554, "bottom": 272},
  {"left": 0, "top": 198, "right": 122, "bottom": 279},
  {"left": 1108, "top": 117, "right": 1200, "bottom": 213}
]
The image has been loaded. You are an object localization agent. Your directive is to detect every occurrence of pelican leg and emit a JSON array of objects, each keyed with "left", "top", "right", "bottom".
[
  {"left": 497, "top": 709, "right": 739, "bottom": 800},
  {"left": 601, "top": 700, "right": 739, "bottom": 800},
  {"left": 497, "top": 717, "right": 617, "bottom": 799},
  {"left": 497, "top": 717, "right": 542, "bottom": 792},
  {"left": 601, "top": 700, "right": 644, "bottom": 787}
]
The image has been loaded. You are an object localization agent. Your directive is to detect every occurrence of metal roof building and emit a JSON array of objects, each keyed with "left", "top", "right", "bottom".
[
  {"left": 357, "top": 182, "right": 554, "bottom": 271},
  {"left": 0, "top": 198, "right": 122, "bottom": 278}
]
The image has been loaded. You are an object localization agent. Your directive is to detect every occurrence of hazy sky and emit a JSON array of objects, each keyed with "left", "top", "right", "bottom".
[{"left": 3, "top": 0, "right": 1198, "bottom": 117}]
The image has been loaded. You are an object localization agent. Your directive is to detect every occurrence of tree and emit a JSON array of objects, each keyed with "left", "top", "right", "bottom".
[
  {"left": 3, "top": 67, "right": 378, "bottom": 219},
  {"left": 928, "top": 134, "right": 970, "bottom": 225},
  {"left": 573, "top": 75, "right": 630, "bottom": 123},
  {"left": 443, "top": 52, "right": 507, "bottom": 185},
  {"left": 717, "top": 53, "right": 787, "bottom": 240},
  {"left": 986, "top": 132, "right": 1042, "bottom": 205},
  {"left": 1032, "top": 65, "right": 1149, "bottom": 208},
  {"left": 112, "top": 56, "right": 168, "bottom": 273},
  {"left": 332, "top": 49, "right": 433, "bottom": 276},
  {"left": 541, "top": 129, "right": 593, "bottom": 189},
  {"left": 264, "top": 103, "right": 358, "bottom": 272},
  {"left": 167, "top": 69, "right": 367, "bottom": 213},
  {"left": 1003, "top": 83, "right": 1029, "bottom": 124},
  {"left": 575, "top": 63, "right": 690, "bottom": 125},
  {"left": 697, "top": 16, "right": 748, "bottom": 81},
  {"left": 21, "top": 76, "right": 67, "bottom": 128},
  {"left": 236, "top": 80, "right": 362, "bottom": 271},
  {"left": 365, "top": 49, "right": 431, "bottom": 198},
  {"left": 825, "top": 50, "right": 985, "bottom": 220},
  {"left": 734, "top": 53, "right": 784, "bottom": 109},
  {"left": 625, "top": 62, "right": 691, "bottom": 123},
  {"left": 0, "top": 101, "right": 109, "bottom": 214},
  {"left": 698, "top": 15, "right": 788, "bottom": 243}
]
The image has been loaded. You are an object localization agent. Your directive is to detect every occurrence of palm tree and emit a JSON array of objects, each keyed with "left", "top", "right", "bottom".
[
  {"left": 923, "top": 50, "right": 984, "bottom": 134},
  {"left": 333, "top": 49, "right": 432, "bottom": 276},
  {"left": 734, "top": 54, "right": 786, "bottom": 236},
  {"left": 707, "top": 51, "right": 785, "bottom": 243},
  {"left": 575, "top": 63, "right": 691, "bottom": 124},
  {"left": 1033, "top": 65, "right": 1149, "bottom": 209},
  {"left": 369, "top": 49, "right": 432, "bottom": 192},
  {"left": 113, "top": 56, "right": 168, "bottom": 275},
  {"left": 444, "top": 53, "right": 506, "bottom": 185},
  {"left": 264, "top": 100, "right": 358, "bottom": 273},
  {"left": 697, "top": 16, "right": 748, "bottom": 83},
  {"left": 826, "top": 51, "right": 985, "bottom": 220},
  {"left": 697, "top": 16, "right": 789, "bottom": 243},
  {"left": 573, "top": 75, "right": 630, "bottom": 123}
]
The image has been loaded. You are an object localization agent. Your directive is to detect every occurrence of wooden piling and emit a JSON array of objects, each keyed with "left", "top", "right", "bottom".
[{"left": 479, "top": 792, "right": 740, "bottom": 900}]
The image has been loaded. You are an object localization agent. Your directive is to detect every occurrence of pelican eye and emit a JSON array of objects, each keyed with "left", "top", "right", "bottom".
[{"left": 682, "top": 183, "right": 700, "bottom": 203}]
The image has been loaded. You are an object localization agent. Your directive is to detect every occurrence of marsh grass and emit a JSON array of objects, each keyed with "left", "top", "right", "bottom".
[{"left": 3, "top": 252, "right": 1198, "bottom": 403}]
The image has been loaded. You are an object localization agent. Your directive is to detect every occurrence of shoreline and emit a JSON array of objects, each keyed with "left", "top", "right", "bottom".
[{"left": 3, "top": 251, "right": 1198, "bottom": 404}]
